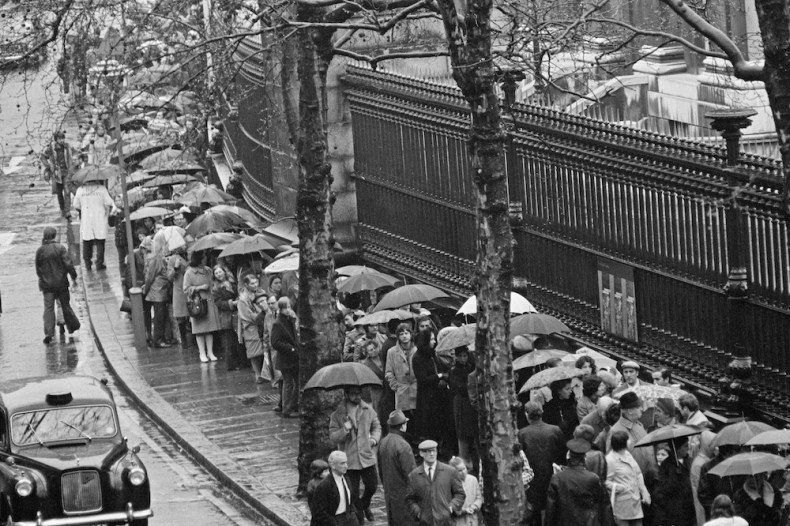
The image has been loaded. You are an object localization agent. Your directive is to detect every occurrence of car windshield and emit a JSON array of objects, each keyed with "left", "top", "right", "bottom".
[{"left": 11, "top": 406, "right": 117, "bottom": 446}]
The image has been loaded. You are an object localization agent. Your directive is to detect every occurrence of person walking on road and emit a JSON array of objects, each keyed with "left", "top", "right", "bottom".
[
  {"left": 270, "top": 296, "right": 300, "bottom": 417},
  {"left": 329, "top": 385, "right": 382, "bottom": 523},
  {"left": 309, "top": 451, "right": 360, "bottom": 526},
  {"left": 41, "top": 131, "right": 74, "bottom": 217},
  {"left": 378, "top": 410, "right": 416, "bottom": 526},
  {"left": 35, "top": 227, "right": 80, "bottom": 343},
  {"left": 72, "top": 179, "right": 116, "bottom": 270},
  {"left": 405, "top": 439, "right": 465, "bottom": 526}
]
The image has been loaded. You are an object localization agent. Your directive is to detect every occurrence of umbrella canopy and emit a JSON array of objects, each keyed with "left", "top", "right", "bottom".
[
  {"left": 118, "top": 90, "right": 168, "bottom": 113},
  {"left": 708, "top": 452, "right": 789, "bottom": 478},
  {"left": 153, "top": 226, "right": 186, "bottom": 253},
  {"left": 513, "top": 349, "right": 570, "bottom": 371},
  {"left": 520, "top": 367, "right": 585, "bottom": 393},
  {"left": 142, "top": 173, "right": 201, "bottom": 188},
  {"left": 264, "top": 251, "right": 299, "bottom": 274},
  {"left": 145, "top": 159, "right": 204, "bottom": 175},
  {"left": 72, "top": 164, "right": 123, "bottom": 186},
  {"left": 185, "top": 209, "right": 248, "bottom": 237},
  {"left": 177, "top": 186, "right": 236, "bottom": 206},
  {"left": 145, "top": 199, "right": 182, "bottom": 209},
  {"left": 110, "top": 134, "right": 172, "bottom": 163},
  {"left": 336, "top": 265, "right": 373, "bottom": 277},
  {"left": 189, "top": 232, "right": 243, "bottom": 253},
  {"left": 458, "top": 292, "right": 537, "bottom": 315},
  {"left": 217, "top": 234, "right": 279, "bottom": 259},
  {"left": 711, "top": 421, "right": 777, "bottom": 448},
  {"left": 139, "top": 147, "right": 199, "bottom": 171},
  {"left": 372, "top": 284, "right": 449, "bottom": 312},
  {"left": 337, "top": 271, "right": 400, "bottom": 294},
  {"left": 435, "top": 323, "right": 476, "bottom": 353},
  {"left": 560, "top": 348, "right": 618, "bottom": 373},
  {"left": 615, "top": 383, "right": 685, "bottom": 409},
  {"left": 510, "top": 313, "right": 571, "bottom": 336},
  {"left": 263, "top": 218, "right": 298, "bottom": 244},
  {"left": 745, "top": 429, "right": 790, "bottom": 447},
  {"left": 354, "top": 309, "right": 416, "bottom": 326},
  {"left": 304, "top": 362, "right": 383, "bottom": 391},
  {"left": 634, "top": 424, "right": 703, "bottom": 448},
  {"left": 109, "top": 115, "right": 149, "bottom": 132},
  {"left": 210, "top": 205, "right": 268, "bottom": 230},
  {"left": 129, "top": 206, "right": 170, "bottom": 221},
  {"left": 125, "top": 170, "right": 157, "bottom": 187}
]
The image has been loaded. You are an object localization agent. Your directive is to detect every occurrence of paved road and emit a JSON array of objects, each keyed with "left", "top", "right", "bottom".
[{"left": 0, "top": 63, "right": 269, "bottom": 526}]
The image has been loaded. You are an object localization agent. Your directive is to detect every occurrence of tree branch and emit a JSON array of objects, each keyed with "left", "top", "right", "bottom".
[{"left": 332, "top": 47, "right": 449, "bottom": 67}]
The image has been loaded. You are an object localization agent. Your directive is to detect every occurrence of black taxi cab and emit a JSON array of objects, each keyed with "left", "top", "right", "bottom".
[{"left": 0, "top": 376, "right": 152, "bottom": 525}]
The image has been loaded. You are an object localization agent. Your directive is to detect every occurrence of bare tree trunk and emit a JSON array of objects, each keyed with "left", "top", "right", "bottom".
[
  {"left": 293, "top": 4, "right": 344, "bottom": 494},
  {"left": 435, "top": 1, "right": 525, "bottom": 524}
]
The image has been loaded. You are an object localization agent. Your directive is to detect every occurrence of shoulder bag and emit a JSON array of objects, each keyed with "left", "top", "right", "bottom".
[{"left": 187, "top": 290, "right": 208, "bottom": 318}]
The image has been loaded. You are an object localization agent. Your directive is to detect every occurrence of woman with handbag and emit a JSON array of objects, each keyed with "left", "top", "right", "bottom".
[
  {"left": 183, "top": 250, "right": 220, "bottom": 362},
  {"left": 212, "top": 264, "right": 244, "bottom": 370}
]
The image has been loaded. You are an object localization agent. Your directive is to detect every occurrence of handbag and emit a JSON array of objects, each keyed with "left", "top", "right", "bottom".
[{"left": 186, "top": 291, "right": 208, "bottom": 318}]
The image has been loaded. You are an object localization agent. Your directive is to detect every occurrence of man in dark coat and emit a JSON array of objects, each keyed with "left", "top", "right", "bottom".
[
  {"left": 310, "top": 451, "right": 360, "bottom": 526},
  {"left": 405, "top": 440, "right": 465, "bottom": 526},
  {"left": 518, "top": 401, "right": 566, "bottom": 525},
  {"left": 378, "top": 410, "right": 416, "bottom": 525},
  {"left": 270, "top": 296, "right": 299, "bottom": 417},
  {"left": 545, "top": 438, "right": 608, "bottom": 526},
  {"left": 35, "top": 226, "right": 80, "bottom": 343}
]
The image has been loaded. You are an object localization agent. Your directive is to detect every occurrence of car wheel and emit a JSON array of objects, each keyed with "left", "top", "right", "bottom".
[{"left": 131, "top": 520, "right": 148, "bottom": 526}]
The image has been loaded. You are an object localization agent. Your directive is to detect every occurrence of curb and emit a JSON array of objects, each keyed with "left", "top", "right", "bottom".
[{"left": 80, "top": 275, "right": 305, "bottom": 526}]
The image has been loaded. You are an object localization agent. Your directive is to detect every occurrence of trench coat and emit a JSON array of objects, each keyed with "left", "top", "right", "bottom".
[
  {"left": 329, "top": 400, "right": 381, "bottom": 470},
  {"left": 605, "top": 450, "right": 649, "bottom": 521},
  {"left": 270, "top": 313, "right": 299, "bottom": 371},
  {"left": 385, "top": 344, "right": 417, "bottom": 412},
  {"left": 405, "top": 461, "right": 465, "bottom": 526},
  {"left": 412, "top": 347, "right": 453, "bottom": 443},
  {"left": 167, "top": 254, "right": 188, "bottom": 318},
  {"left": 448, "top": 361, "right": 477, "bottom": 439},
  {"left": 182, "top": 265, "right": 221, "bottom": 334},
  {"left": 517, "top": 420, "right": 567, "bottom": 511},
  {"left": 378, "top": 429, "right": 416, "bottom": 526},
  {"left": 73, "top": 183, "right": 115, "bottom": 240}
]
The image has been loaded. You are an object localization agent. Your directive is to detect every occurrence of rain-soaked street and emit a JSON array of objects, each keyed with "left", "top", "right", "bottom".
[{"left": 0, "top": 59, "right": 269, "bottom": 525}]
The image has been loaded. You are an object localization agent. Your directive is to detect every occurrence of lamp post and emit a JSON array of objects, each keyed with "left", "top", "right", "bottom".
[
  {"left": 499, "top": 69, "right": 526, "bottom": 227},
  {"left": 706, "top": 108, "right": 757, "bottom": 420}
]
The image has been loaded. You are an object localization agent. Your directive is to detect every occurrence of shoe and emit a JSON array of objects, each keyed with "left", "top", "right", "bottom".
[
  {"left": 281, "top": 412, "right": 299, "bottom": 418},
  {"left": 207, "top": 354, "right": 218, "bottom": 362},
  {"left": 164, "top": 340, "right": 178, "bottom": 346},
  {"left": 154, "top": 341, "right": 169, "bottom": 348},
  {"left": 274, "top": 406, "right": 283, "bottom": 413},
  {"left": 256, "top": 377, "right": 265, "bottom": 384},
  {"left": 43, "top": 335, "right": 53, "bottom": 344},
  {"left": 58, "top": 325, "right": 66, "bottom": 335},
  {"left": 96, "top": 264, "right": 107, "bottom": 271},
  {"left": 364, "top": 508, "right": 373, "bottom": 522},
  {"left": 199, "top": 355, "right": 209, "bottom": 363}
]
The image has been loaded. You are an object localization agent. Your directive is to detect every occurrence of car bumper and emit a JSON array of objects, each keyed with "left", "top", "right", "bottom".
[{"left": 14, "top": 504, "right": 153, "bottom": 526}]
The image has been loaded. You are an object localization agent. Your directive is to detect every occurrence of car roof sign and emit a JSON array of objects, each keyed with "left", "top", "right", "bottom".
[{"left": 45, "top": 392, "right": 73, "bottom": 405}]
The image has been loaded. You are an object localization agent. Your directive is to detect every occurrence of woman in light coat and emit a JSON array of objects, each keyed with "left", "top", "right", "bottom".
[
  {"left": 384, "top": 323, "right": 418, "bottom": 430},
  {"left": 449, "top": 457, "right": 482, "bottom": 526},
  {"left": 237, "top": 276, "right": 267, "bottom": 383},
  {"left": 606, "top": 429, "right": 650, "bottom": 526},
  {"left": 182, "top": 250, "right": 220, "bottom": 362}
]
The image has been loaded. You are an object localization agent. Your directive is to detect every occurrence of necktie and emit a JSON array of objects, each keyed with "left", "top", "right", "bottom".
[
  {"left": 342, "top": 477, "right": 351, "bottom": 506},
  {"left": 428, "top": 466, "right": 433, "bottom": 481}
]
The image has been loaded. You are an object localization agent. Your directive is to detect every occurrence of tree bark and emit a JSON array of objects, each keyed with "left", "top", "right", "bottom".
[
  {"left": 293, "top": 3, "right": 344, "bottom": 494},
  {"left": 434, "top": 2, "right": 525, "bottom": 525}
]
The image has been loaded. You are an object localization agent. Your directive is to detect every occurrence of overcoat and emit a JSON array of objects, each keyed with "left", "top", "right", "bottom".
[
  {"left": 72, "top": 183, "right": 114, "bottom": 240},
  {"left": 545, "top": 464, "right": 607, "bottom": 526},
  {"left": 517, "top": 421, "right": 567, "bottom": 511},
  {"left": 405, "top": 462, "right": 465, "bottom": 526},
  {"left": 270, "top": 313, "right": 299, "bottom": 371},
  {"left": 309, "top": 473, "right": 359, "bottom": 526},
  {"left": 377, "top": 429, "right": 416, "bottom": 526},
  {"left": 653, "top": 456, "right": 695, "bottom": 526},
  {"left": 384, "top": 344, "right": 417, "bottom": 412},
  {"left": 182, "top": 265, "right": 221, "bottom": 334},
  {"left": 412, "top": 347, "right": 453, "bottom": 442},
  {"left": 329, "top": 400, "right": 381, "bottom": 470}
]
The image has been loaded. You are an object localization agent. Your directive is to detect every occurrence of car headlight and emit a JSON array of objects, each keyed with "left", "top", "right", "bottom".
[
  {"left": 128, "top": 466, "right": 146, "bottom": 486},
  {"left": 15, "top": 476, "right": 33, "bottom": 497}
]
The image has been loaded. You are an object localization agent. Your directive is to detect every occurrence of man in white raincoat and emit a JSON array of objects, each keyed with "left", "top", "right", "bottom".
[{"left": 73, "top": 180, "right": 117, "bottom": 270}]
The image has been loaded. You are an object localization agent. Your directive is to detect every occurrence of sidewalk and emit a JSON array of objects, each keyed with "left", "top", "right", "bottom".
[{"left": 80, "top": 232, "right": 388, "bottom": 526}]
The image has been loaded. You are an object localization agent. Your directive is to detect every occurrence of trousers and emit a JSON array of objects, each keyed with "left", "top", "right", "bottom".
[
  {"left": 281, "top": 367, "right": 299, "bottom": 414},
  {"left": 43, "top": 289, "right": 80, "bottom": 337},
  {"left": 83, "top": 239, "right": 105, "bottom": 267},
  {"left": 346, "top": 464, "right": 378, "bottom": 512}
]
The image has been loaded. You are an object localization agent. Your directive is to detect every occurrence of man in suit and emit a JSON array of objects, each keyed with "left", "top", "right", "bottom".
[
  {"left": 310, "top": 451, "right": 360, "bottom": 526},
  {"left": 378, "top": 410, "right": 416, "bottom": 525},
  {"left": 405, "top": 439, "right": 465, "bottom": 526},
  {"left": 329, "top": 386, "right": 382, "bottom": 523},
  {"left": 517, "top": 401, "right": 567, "bottom": 525},
  {"left": 270, "top": 296, "right": 300, "bottom": 417}
]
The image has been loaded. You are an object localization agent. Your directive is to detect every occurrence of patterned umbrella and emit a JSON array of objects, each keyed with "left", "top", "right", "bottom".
[
  {"left": 145, "top": 159, "right": 205, "bottom": 175},
  {"left": 634, "top": 424, "right": 703, "bottom": 448},
  {"left": 457, "top": 292, "right": 538, "bottom": 315},
  {"left": 354, "top": 309, "right": 415, "bottom": 326},
  {"left": 510, "top": 313, "right": 570, "bottom": 336},
  {"left": 337, "top": 271, "right": 400, "bottom": 294},
  {"left": 711, "top": 420, "right": 777, "bottom": 448},
  {"left": 188, "top": 232, "right": 243, "bottom": 253},
  {"left": 372, "top": 284, "right": 448, "bottom": 312},
  {"left": 139, "top": 147, "right": 199, "bottom": 171},
  {"left": 708, "top": 452, "right": 789, "bottom": 478},
  {"left": 513, "top": 349, "right": 570, "bottom": 371},
  {"left": 615, "top": 384, "right": 685, "bottom": 408},
  {"left": 177, "top": 186, "right": 236, "bottom": 206},
  {"left": 520, "top": 367, "right": 585, "bottom": 393},
  {"left": 435, "top": 323, "right": 476, "bottom": 353},
  {"left": 304, "top": 362, "right": 383, "bottom": 390}
]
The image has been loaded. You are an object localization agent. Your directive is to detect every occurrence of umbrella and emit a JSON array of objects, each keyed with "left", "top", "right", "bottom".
[
  {"left": 435, "top": 323, "right": 477, "bottom": 353},
  {"left": 189, "top": 232, "right": 243, "bottom": 253},
  {"left": 337, "top": 271, "right": 400, "bottom": 294},
  {"left": 264, "top": 218, "right": 299, "bottom": 244},
  {"left": 458, "top": 292, "right": 538, "bottom": 315},
  {"left": 153, "top": 225, "right": 186, "bottom": 253},
  {"left": 185, "top": 209, "right": 249, "bottom": 237},
  {"left": 372, "top": 284, "right": 449, "bottom": 312},
  {"left": 72, "top": 164, "right": 123, "bottom": 186},
  {"left": 125, "top": 170, "right": 157, "bottom": 187},
  {"left": 109, "top": 115, "right": 149, "bottom": 132},
  {"left": 145, "top": 199, "right": 182, "bottom": 209},
  {"left": 177, "top": 186, "right": 236, "bottom": 206},
  {"left": 513, "top": 349, "right": 570, "bottom": 371},
  {"left": 264, "top": 250, "right": 299, "bottom": 274},
  {"left": 210, "top": 205, "right": 269, "bottom": 230},
  {"left": 354, "top": 309, "right": 415, "bottom": 326},
  {"left": 634, "top": 424, "right": 703, "bottom": 448},
  {"left": 139, "top": 147, "right": 199, "bottom": 171},
  {"left": 745, "top": 429, "right": 790, "bottom": 447},
  {"left": 711, "top": 421, "right": 777, "bottom": 448},
  {"left": 336, "top": 265, "right": 372, "bottom": 276},
  {"left": 129, "top": 206, "right": 170, "bottom": 221},
  {"left": 110, "top": 134, "right": 172, "bottom": 163},
  {"left": 519, "top": 367, "right": 585, "bottom": 393},
  {"left": 304, "top": 362, "right": 383, "bottom": 391},
  {"left": 510, "top": 313, "right": 570, "bottom": 336},
  {"left": 142, "top": 174, "right": 201, "bottom": 188},
  {"left": 708, "top": 452, "right": 789, "bottom": 478},
  {"left": 118, "top": 90, "right": 166, "bottom": 112},
  {"left": 217, "top": 234, "right": 279, "bottom": 259},
  {"left": 145, "top": 159, "right": 205, "bottom": 175},
  {"left": 615, "top": 383, "right": 685, "bottom": 408},
  {"left": 560, "top": 347, "right": 618, "bottom": 372}
]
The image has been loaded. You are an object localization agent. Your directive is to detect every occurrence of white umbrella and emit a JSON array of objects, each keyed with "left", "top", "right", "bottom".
[
  {"left": 560, "top": 347, "right": 618, "bottom": 372},
  {"left": 153, "top": 226, "right": 186, "bottom": 253},
  {"left": 264, "top": 249, "right": 299, "bottom": 274},
  {"left": 457, "top": 292, "right": 537, "bottom": 315}
]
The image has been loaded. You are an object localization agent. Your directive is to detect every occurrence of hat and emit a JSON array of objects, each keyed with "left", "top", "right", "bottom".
[
  {"left": 619, "top": 391, "right": 641, "bottom": 410},
  {"left": 512, "top": 335, "right": 532, "bottom": 352},
  {"left": 597, "top": 371, "right": 618, "bottom": 390},
  {"left": 621, "top": 360, "right": 640, "bottom": 371},
  {"left": 654, "top": 397, "right": 675, "bottom": 417},
  {"left": 418, "top": 439, "right": 438, "bottom": 451},
  {"left": 387, "top": 409, "right": 409, "bottom": 427},
  {"left": 253, "top": 292, "right": 268, "bottom": 303},
  {"left": 566, "top": 438, "right": 591, "bottom": 454}
]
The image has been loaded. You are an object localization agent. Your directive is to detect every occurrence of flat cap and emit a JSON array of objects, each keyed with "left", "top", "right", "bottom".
[
  {"left": 566, "top": 438, "right": 591, "bottom": 454},
  {"left": 621, "top": 360, "right": 640, "bottom": 371},
  {"left": 418, "top": 439, "right": 438, "bottom": 450}
]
